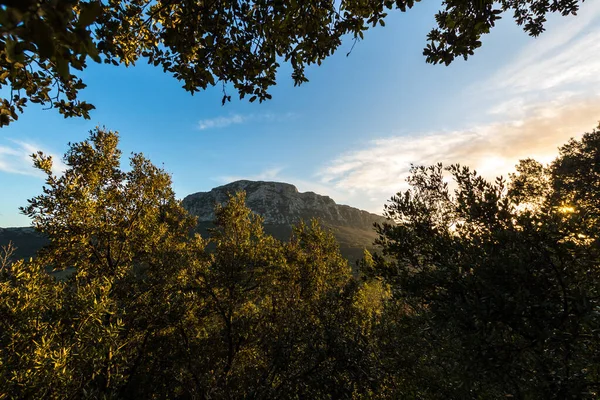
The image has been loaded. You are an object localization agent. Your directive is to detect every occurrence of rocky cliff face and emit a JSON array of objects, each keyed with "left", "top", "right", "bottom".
[{"left": 182, "top": 180, "right": 386, "bottom": 230}]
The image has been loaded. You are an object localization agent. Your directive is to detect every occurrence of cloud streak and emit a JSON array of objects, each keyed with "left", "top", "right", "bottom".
[
  {"left": 486, "top": 1, "right": 600, "bottom": 97},
  {"left": 218, "top": 166, "right": 286, "bottom": 183},
  {"left": 198, "top": 112, "right": 296, "bottom": 130},
  {"left": 198, "top": 114, "right": 246, "bottom": 130}
]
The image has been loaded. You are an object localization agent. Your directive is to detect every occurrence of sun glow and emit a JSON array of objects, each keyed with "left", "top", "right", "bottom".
[{"left": 558, "top": 205, "right": 576, "bottom": 213}]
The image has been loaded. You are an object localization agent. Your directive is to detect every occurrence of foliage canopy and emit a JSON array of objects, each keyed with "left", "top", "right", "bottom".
[
  {"left": 0, "top": 0, "right": 586, "bottom": 126},
  {"left": 364, "top": 124, "right": 600, "bottom": 398}
]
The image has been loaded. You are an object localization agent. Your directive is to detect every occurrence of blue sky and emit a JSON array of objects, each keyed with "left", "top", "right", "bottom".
[{"left": 2, "top": 1, "right": 600, "bottom": 226}]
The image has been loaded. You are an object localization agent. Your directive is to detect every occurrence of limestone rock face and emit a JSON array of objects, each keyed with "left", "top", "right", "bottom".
[{"left": 182, "top": 180, "right": 386, "bottom": 230}]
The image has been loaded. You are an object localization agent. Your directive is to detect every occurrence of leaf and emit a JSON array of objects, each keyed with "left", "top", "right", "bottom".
[
  {"left": 5, "top": 39, "right": 16, "bottom": 61},
  {"left": 29, "top": 19, "right": 55, "bottom": 59},
  {"left": 78, "top": 1, "right": 103, "bottom": 28},
  {"left": 55, "top": 57, "right": 70, "bottom": 80},
  {"left": 6, "top": 39, "right": 26, "bottom": 63},
  {"left": 84, "top": 36, "right": 101, "bottom": 63}
]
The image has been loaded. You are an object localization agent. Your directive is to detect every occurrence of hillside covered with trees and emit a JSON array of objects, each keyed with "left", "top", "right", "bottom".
[{"left": 2, "top": 125, "right": 599, "bottom": 398}]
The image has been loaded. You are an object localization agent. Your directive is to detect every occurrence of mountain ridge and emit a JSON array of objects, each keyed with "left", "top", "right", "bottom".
[{"left": 183, "top": 180, "right": 386, "bottom": 229}]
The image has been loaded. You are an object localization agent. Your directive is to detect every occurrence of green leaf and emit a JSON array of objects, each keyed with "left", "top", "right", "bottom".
[
  {"left": 55, "top": 57, "right": 70, "bottom": 80},
  {"left": 78, "top": 1, "right": 103, "bottom": 28},
  {"left": 5, "top": 39, "right": 25, "bottom": 63},
  {"left": 84, "top": 36, "right": 101, "bottom": 63},
  {"left": 30, "top": 19, "right": 55, "bottom": 59}
]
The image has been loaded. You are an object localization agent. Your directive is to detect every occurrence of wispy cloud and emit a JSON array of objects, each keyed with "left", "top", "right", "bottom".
[
  {"left": 486, "top": 1, "right": 600, "bottom": 97},
  {"left": 198, "top": 112, "right": 297, "bottom": 130},
  {"left": 198, "top": 114, "right": 246, "bottom": 130},
  {"left": 218, "top": 166, "right": 286, "bottom": 183},
  {"left": 0, "top": 140, "right": 66, "bottom": 177},
  {"left": 209, "top": 96, "right": 600, "bottom": 216},
  {"left": 318, "top": 97, "right": 600, "bottom": 212}
]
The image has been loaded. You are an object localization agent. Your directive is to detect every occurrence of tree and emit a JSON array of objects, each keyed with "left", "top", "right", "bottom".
[
  {"left": 0, "top": 0, "right": 101, "bottom": 126},
  {"left": 179, "top": 193, "right": 379, "bottom": 398},
  {"left": 2, "top": 127, "right": 204, "bottom": 398},
  {"left": 365, "top": 125, "right": 600, "bottom": 398},
  {"left": 0, "top": 0, "right": 586, "bottom": 126}
]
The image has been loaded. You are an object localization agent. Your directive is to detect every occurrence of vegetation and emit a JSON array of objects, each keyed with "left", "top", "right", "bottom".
[
  {"left": 0, "top": 0, "right": 586, "bottom": 125},
  {"left": 1, "top": 0, "right": 595, "bottom": 396},
  {"left": 1, "top": 124, "right": 599, "bottom": 398},
  {"left": 1, "top": 128, "right": 377, "bottom": 398},
  {"left": 363, "top": 124, "right": 600, "bottom": 398}
]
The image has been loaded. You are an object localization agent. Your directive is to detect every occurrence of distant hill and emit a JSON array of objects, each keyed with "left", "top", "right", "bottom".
[
  {"left": 1, "top": 181, "right": 386, "bottom": 268},
  {"left": 0, "top": 227, "right": 48, "bottom": 261}
]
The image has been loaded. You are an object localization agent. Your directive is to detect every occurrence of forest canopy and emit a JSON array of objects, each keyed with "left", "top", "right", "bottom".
[
  {"left": 0, "top": 0, "right": 587, "bottom": 126},
  {"left": 1, "top": 124, "right": 600, "bottom": 398}
]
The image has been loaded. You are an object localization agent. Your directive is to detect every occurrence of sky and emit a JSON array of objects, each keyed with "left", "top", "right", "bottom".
[{"left": 1, "top": 1, "right": 600, "bottom": 227}]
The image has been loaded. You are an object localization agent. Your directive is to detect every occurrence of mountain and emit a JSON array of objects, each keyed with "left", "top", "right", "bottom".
[
  {"left": 1, "top": 181, "right": 386, "bottom": 268},
  {"left": 183, "top": 180, "right": 385, "bottom": 229},
  {"left": 183, "top": 180, "right": 386, "bottom": 266}
]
